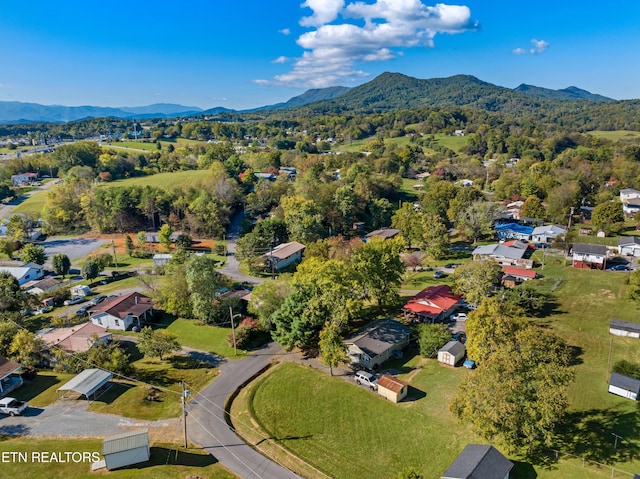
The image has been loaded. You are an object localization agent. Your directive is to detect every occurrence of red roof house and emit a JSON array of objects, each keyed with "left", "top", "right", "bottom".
[
  {"left": 88, "top": 292, "right": 154, "bottom": 331},
  {"left": 403, "top": 285, "right": 462, "bottom": 323},
  {"left": 502, "top": 266, "right": 537, "bottom": 281}
]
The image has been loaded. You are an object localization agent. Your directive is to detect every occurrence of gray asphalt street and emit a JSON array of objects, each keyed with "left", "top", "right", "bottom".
[{"left": 187, "top": 342, "right": 300, "bottom": 479}]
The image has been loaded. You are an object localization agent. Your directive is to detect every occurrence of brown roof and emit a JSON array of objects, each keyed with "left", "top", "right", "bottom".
[
  {"left": 89, "top": 292, "right": 153, "bottom": 319},
  {"left": 377, "top": 374, "right": 408, "bottom": 393},
  {"left": 263, "top": 241, "right": 306, "bottom": 260},
  {"left": 40, "top": 322, "right": 111, "bottom": 354},
  {"left": 365, "top": 228, "right": 400, "bottom": 240},
  {"left": 0, "top": 355, "right": 21, "bottom": 379}
]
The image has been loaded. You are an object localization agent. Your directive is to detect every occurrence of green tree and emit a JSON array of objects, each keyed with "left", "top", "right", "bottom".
[
  {"left": 351, "top": 237, "right": 405, "bottom": 309},
  {"left": 20, "top": 243, "right": 47, "bottom": 265},
  {"left": 318, "top": 321, "right": 348, "bottom": 376},
  {"left": 520, "top": 195, "right": 547, "bottom": 220},
  {"left": 248, "top": 277, "right": 292, "bottom": 329},
  {"left": 185, "top": 255, "right": 228, "bottom": 323},
  {"left": 52, "top": 253, "right": 71, "bottom": 278},
  {"left": 0, "top": 272, "right": 27, "bottom": 314},
  {"left": 391, "top": 202, "right": 422, "bottom": 246},
  {"left": 420, "top": 214, "right": 449, "bottom": 260},
  {"left": 626, "top": 269, "right": 640, "bottom": 305},
  {"left": 154, "top": 263, "right": 193, "bottom": 317},
  {"left": 0, "top": 239, "right": 15, "bottom": 259},
  {"left": 418, "top": 323, "right": 451, "bottom": 358},
  {"left": 452, "top": 259, "right": 502, "bottom": 308},
  {"left": 591, "top": 201, "right": 624, "bottom": 230},
  {"left": 0, "top": 321, "right": 20, "bottom": 357},
  {"left": 159, "top": 223, "right": 173, "bottom": 252},
  {"left": 450, "top": 326, "right": 573, "bottom": 454},
  {"left": 125, "top": 235, "right": 134, "bottom": 257},
  {"left": 281, "top": 195, "right": 323, "bottom": 243},
  {"left": 394, "top": 467, "right": 424, "bottom": 479},
  {"left": 136, "top": 231, "right": 147, "bottom": 248},
  {"left": 137, "top": 326, "right": 181, "bottom": 361},
  {"left": 456, "top": 201, "right": 497, "bottom": 243},
  {"left": 9, "top": 329, "right": 43, "bottom": 367},
  {"left": 81, "top": 260, "right": 100, "bottom": 281},
  {"left": 6, "top": 215, "right": 27, "bottom": 242}
]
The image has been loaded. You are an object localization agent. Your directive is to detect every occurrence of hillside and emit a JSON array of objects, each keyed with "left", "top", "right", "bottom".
[{"left": 514, "top": 84, "right": 614, "bottom": 102}]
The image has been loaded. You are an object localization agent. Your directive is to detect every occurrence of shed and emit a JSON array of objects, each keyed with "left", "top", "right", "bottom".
[
  {"left": 152, "top": 253, "right": 172, "bottom": 267},
  {"left": 609, "top": 319, "right": 640, "bottom": 339},
  {"left": 102, "top": 430, "right": 150, "bottom": 470},
  {"left": 438, "top": 341, "right": 466, "bottom": 367},
  {"left": 57, "top": 368, "right": 112, "bottom": 400},
  {"left": 442, "top": 444, "right": 513, "bottom": 479},
  {"left": 377, "top": 375, "right": 409, "bottom": 403},
  {"left": 608, "top": 372, "right": 640, "bottom": 401}
]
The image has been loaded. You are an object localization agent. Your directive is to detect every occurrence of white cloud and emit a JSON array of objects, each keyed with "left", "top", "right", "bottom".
[
  {"left": 257, "top": 1, "right": 477, "bottom": 87},
  {"left": 272, "top": 56, "right": 290, "bottom": 64},
  {"left": 279, "top": 28, "right": 291, "bottom": 35},
  {"left": 512, "top": 38, "right": 549, "bottom": 55}
]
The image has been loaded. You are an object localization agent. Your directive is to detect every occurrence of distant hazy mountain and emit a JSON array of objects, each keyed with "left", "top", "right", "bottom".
[
  {"left": 247, "top": 86, "right": 352, "bottom": 112},
  {"left": 0, "top": 101, "right": 203, "bottom": 124},
  {"left": 514, "top": 84, "right": 614, "bottom": 102}
]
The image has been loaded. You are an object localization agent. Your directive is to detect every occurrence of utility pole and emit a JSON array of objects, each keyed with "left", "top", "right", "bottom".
[
  {"left": 229, "top": 306, "right": 238, "bottom": 356},
  {"left": 607, "top": 338, "right": 613, "bottom": 383},
  {"left": 112, "top": 239, "right": 118, "bottom": 269},
  {"left": 181, "top": 380, "right": 188, "bottom": 448},
  {"left": 612, "top": 432, "right": 623, "bottom": 451}
]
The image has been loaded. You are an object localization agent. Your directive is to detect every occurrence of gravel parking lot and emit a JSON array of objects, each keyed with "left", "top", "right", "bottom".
[{"left": 41, "top": 237, "right": 106, "bottom": 265}]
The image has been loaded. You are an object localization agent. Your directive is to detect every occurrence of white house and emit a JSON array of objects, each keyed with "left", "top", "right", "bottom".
[
  {"left": 620, "top": 189, "right": 640, "bottom": 216},
  {"left": 0, "top": 263, "right": 44, "bottom": 286},
  {"left": 442, "top": 444, "right": 513, "bottom": 479},
  {"left": 609, "top": 319, "right": 640, "bottom": 339},
  {"left": 531, "top": 225, "right": 566, "bottom": 244},
  {"left": 608, "top": 372, "right": 640, "bottom": 401},
  {"left": 345, "top": 319, "right": 412, "bottom": 370},
  {"left": 10, "top": 172, "right": 38, "bottom": 186},
  {"left": 262, "top": 241, "right": 305, "bottom": 271},
  {"left": 438, "top": 341, "right": 466, "bottom": 367},
  {"left": 618, "top": 237, "right": 640, "bottom": 257},
  {"left": 572, "top": 243, "right": 607, "bottom": 270},
  {"left": 89, "top": 292, "right": 153, "bottom": 331}
]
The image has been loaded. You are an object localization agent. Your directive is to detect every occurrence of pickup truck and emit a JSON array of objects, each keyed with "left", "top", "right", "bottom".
[{"left": 0, "top": 397, "right": 28, "bottom": 416}]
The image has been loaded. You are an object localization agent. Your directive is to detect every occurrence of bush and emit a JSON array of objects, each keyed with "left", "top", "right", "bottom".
[
  {"left": 612, "top": 359, "right": 640, "bottom": 380},
  {"left": 227, "top": 317, "right": 270, "bottom": 350}
]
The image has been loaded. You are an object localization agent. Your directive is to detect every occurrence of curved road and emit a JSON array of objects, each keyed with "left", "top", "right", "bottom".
[{"left": 186, "top": 342, "right": 300, "bottom": 479}]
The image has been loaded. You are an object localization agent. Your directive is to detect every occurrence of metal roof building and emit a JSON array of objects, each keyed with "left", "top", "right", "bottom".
[
  {"left": 57, "top": 368, "right": 112, "bottom": 400},
  {"left": 103, "top": 430, "right": 150, "bottom": 470}
]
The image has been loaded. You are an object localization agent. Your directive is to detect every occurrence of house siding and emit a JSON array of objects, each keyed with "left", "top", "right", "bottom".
[{"left": 609, "top": 385, "right": 638, "bottom": 401}]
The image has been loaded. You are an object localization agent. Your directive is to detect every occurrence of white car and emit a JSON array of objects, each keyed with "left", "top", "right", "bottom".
[
  {"left": 63, "top": 296, "right": 85, "bottom": 306},
  {"left": 450, "top": 313, "right": 468, "bottom": 322}
]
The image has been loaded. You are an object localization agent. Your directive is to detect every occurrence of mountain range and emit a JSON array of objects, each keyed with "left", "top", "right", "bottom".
[{"left": 0, "top": 73, "right": 618, "bottom": 124}]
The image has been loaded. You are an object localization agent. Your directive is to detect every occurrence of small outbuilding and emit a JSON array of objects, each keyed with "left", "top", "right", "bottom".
[
  {"left": 438, "top": 341, "right": 466, "bottom": 367},
  {"left": 70, "top": 285, "right": 91, "bottom": 297},
  {"left": 376, "top": 375, "right": 409, "bottom": 403},
  {"left": 57, "top": 368, "right": 112, "bottom": 400},
  {"left": 609, "top": 319, "right": 640, "bottom": 339},
  {"left": 442, "top": 444, "right": 513, "bottom": 479},
  {"left": 102, "top": 430, "right": 150, "bottom": 471},
  {"left": 608, "top": 372, "right": 640, "bottom": 401}
]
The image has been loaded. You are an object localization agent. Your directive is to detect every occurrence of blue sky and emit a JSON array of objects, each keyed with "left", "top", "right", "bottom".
[{"left": 1, "top": 1, "right": 639, "bottom": 110}]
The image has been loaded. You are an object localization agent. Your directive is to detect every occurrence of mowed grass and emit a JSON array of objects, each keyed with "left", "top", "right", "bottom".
[
  {"left": 587, "top": 130, "right": 640, "bottom": 141},
  {"left": 102, "top": 169, "right": 207, "bottom": 190},
  {"left": 8, "top": 189, "right": 48, "bottom": 216},
  {"left": 0, "top": 437, "right": 237, "bottom": 479},
  {"left": 163, "top": 317, "right": 246, "bottom": 358}
]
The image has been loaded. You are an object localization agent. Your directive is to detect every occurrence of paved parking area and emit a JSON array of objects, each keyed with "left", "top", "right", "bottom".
[{"left": 41, "top": 237, "right": 106, "bottom": 263}]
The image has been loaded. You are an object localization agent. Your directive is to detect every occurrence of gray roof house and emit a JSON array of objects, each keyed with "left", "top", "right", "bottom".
[
  {"left": 572, "top": 243, "right": 608, "bottom": 269},
  {"left": 531, "top": 225, "right": 566, "bottom": 243},
  {"left": 472, "top": 243, "right": 533, "bottom": 268},
  {"left": 364, "top": 228, "right": 400, "bottom": 241},
  {"left": 610, "top": 319, "right": 640, "bottom": 338},
  {"left": 618, "top": 236, "right": 640, "bottom": 257},
  {"left": 345, "top": 319, "right": 412, "bottom": 370},
  {"left": 442, "top": 444, "right": 513, "bottom": 479}
]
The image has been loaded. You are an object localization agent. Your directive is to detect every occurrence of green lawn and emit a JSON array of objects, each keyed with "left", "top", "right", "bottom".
[
  {"left": 102, "top": 169, "right": 208, "bottom": 190},
  {"left": 12, "top": 371, "right": 76, "bottom": 408},
  {"left": 162, "top": 317, "right": 247, "bottom": 358},
  {"left": 8, "top": 189, "right": 48, "bottom": 217},
  {"left": 0, "top": 437, "right": 237, "bottom": 479},
  {"left": 587, "top": 130, "right": 640, "bottom": 142}
]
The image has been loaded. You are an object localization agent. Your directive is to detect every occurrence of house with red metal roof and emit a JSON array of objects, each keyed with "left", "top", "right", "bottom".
[
  {"left": 88, "top": 292, "right": 154, "bottom": 331},
  {"left": 402, "top": 285, "right": 462, "bottom": 323}
]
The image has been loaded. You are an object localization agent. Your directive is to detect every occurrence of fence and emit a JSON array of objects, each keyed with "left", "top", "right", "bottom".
[{"left": 542, "top": 448, "right": 636, "bottom": 478}]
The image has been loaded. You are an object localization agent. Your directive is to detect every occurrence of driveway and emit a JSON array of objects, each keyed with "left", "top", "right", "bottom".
[
  {"left": 220, "top": 212, "right": 263, "bottom": 285},
  {"left": 187, "top": 342, "right": 300, "bottom": 479},
  {"left": 41, "top": 236, "right": 107, "bottom": 263}
]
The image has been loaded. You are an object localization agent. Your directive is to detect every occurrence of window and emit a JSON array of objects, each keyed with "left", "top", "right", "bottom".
[
  {"left": 97, "top": 318, "right": 102, "bottom": 325},
  {"left": 114, "top": 319, "right": 120, "bottom": 327}
]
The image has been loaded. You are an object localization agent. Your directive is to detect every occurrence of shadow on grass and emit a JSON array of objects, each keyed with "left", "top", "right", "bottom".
[
  {"left": 15, "top": 374, "right": 61, "bottom": 402},
  {"left": 169, "top": 355, "right": 212, "bottom": 370},
  {"left": 117, "top": 446, "right": 218, "bottom": 469},
  {"left": 119, "top": 340, "right": 144, "bottom": 362},
  {"left": 133, "top": 367, "right": 177, "bottom": 388},
  {"left": 152, "top": 313, "right": 179, "bottom": 329},
  {"left": 91, "top": 382, "right": 134, "bottom": 405},
  {"left": 511, "top": 460, "right": 538, "bottom": 479},
  {"left": 553, "top": 407, "right": 640, "bottom": 464},
  {"left": 403, "top": 386, "right": 426, "bottom": 402},
  {"left": 256, "top": 434, "right": 312, "bottom": 446}
]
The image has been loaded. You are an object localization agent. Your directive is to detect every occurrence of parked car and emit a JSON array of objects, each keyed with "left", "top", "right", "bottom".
[
  {"left": 450, "top": 313, "right": 468, "bottom": 322},
  {"left": 63, "top": 296, "right": 85, "bottom": 306},
  {"left": 434, "top": 270, "right": 445, "bottom": 279},
  {"left": 463, "top": 359, "right": 476, "bottom": 369},
  {"left": 452, "top": 332, "right": 467, "bottom": 343},
  {"left": 76, "top": 305, "right": 90, "bottom": 316},
  {"left": 355, "top": 371, "right": 378, "bottom": 390},
  {"left": 0, "top": 397, "right": 28, "bottom": 416},
  {"left": 88, "top": 295, "right": 106, "bottom": 306},
  {"left": 610, "top": 264, "right": 630, "bottom": 271}
]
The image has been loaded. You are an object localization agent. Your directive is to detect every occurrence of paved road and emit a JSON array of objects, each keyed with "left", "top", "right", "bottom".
[
  {"left": 186, "top": 342, "right": 300, "bottom": 479},
  {"left": 220, "top": 212, "right": 263, "bottom": 285}
]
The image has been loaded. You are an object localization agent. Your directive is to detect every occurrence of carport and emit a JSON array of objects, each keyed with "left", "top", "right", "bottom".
[{"left": 57, "top": 368, "right": 112, "bottom": 400}]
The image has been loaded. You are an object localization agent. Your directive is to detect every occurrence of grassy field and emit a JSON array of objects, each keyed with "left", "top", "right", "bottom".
[
  {"left": 231, "top": 251, "right": 640, "bottom": 479},
  {"left": 0, "top": 437, "right": 237, "bottom": 479},
  {"left": 12, "top": 371, "right": 76, "bottom": 408},
  {"left": 7, "top": 189, "right": 48, "bottom": 217},
  {"left": 162, "top": 317, "right": 246, "bottom": 358},
  {"left": 102, "top": 169, "right": 207, "bottom": 190},
  {"left": 334, "top": 133, "right": 468, "bottom": 155},
  {"left": 587, "top": 130, "right": 640, "bottom": 141}
]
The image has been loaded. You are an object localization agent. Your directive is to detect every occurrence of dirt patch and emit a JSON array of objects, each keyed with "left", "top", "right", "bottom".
[
  {"left": 590, "top": 289, "right": 615, "bottom": 299},
  {"left": 85, "top": 233, "right": 218, "bottom": 255}
]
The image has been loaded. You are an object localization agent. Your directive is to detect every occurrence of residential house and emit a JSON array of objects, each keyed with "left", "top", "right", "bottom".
[
  {"left": 0, "top": 263, "right": 44, "bottom": 286},
  {"left": 459, "top": 179, "right": 473, "bottom": 187},
  {"left": 89, "top": 292, "right": 154, "bottom": 331},
  {"left": 144, "top": 232, "right": 180, "bottom": 244},
  {"left": 501, "top": 266, "right": 537, "bottom": 282},
  {"left": 38, "top": 322, "right": 112, "bottom": 356},
  {"left": 402, "top": 285, "right": 462, "bottom": 323},
  {"left": 0, "top": 355, "right": 23, "bottom": 396},
  {"left": 608, "top": 372, "right": 640, "bottom": 401},
  {"left": 620, "top": 189, "right": 640, "bottom": 216},
  {"left": 494, "top": 223, "right": 533, "bottom": 241},
  {"left": 25, "top": 276, "right": 62, "bottom": 296},
  {"left": 438, "top": 341, "right": 466, "bottom": 367},
  {"left": 531, "top": 225, "right": 566, "bottom": 244},
  {"left": 11, "top": 172, "right": 38, "bottom": 186},
  {"left": 572, "top": 243, "right": 608, "bottom": 270},
  {"left": 344, "top": 319, "right": 412, "bottom": 370},
  {"left": 364, "top": 228, "right": 400, "bottom": 241},
  {"left": 376, "top": 375, "right": 409, "bottom": 403},
  {"left": 262, "top": 241, "right": 306, "bottom": 272},
  {"left": 414, "top": 172, "right": 431, "bottom": 181},
  {"left": 618, "top": 237, "right": 640, "bottom": 257},
  {"left": 609, "top": 319, "right": 640, "bottom": 339},
  {"left": 442, "top": 444, "right": 513, "bottom": 479},
  {"left": 472, "top": 243, "right": 533, "bottom": 269}
]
